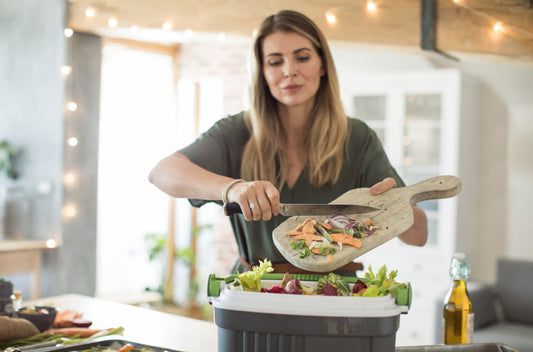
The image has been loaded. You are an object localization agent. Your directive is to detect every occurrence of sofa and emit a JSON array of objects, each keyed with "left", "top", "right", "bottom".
[{"left": 468, "top": 258, "right": 533, "bottom": 352}]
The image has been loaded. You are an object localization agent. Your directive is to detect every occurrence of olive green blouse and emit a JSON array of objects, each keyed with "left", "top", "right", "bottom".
[{"left": 179, "top": 111, "right": 404, "bottom": 272}]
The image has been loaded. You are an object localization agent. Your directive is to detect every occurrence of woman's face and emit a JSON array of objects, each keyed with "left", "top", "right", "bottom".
[{"left": 261, "top": 31, "right": 325, "bottom": 111}]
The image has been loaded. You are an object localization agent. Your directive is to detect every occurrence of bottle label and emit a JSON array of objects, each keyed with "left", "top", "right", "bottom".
[{"left": 467, "top": 313, "right": 474, "bottom": 343}]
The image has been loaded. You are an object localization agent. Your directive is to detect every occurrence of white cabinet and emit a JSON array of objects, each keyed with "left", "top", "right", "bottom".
[{"left": 339, "top": 69, "right": 479, "bottom": 345}]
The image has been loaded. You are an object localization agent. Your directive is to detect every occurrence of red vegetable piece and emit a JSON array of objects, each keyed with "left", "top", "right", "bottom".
[
  {"left": 320, "top": 283, "right": 338, "bottom": 296},
  {"left": 352, "top": 280, "right": 368, "bottom": 294},
  {"left": 263, "top": 286, "right": 285, "bottom": 294},
  {"left": 71, "top": 318, "right": 93, "bottom": 328}
]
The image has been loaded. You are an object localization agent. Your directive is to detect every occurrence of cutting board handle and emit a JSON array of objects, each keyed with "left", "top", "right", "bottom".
[{"left": 405, "top": 175, "right": 461, "bottom": 204}]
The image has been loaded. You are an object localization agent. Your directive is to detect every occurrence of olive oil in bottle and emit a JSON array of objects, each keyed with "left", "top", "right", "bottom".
[{"left": 443, "top": 252, "right": 474, "bottom": 344}]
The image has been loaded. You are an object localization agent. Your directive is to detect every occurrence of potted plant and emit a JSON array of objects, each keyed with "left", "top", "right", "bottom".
[
  {"left": 0, "top": 140, "right": 18, "bottom": 182},
  {"left": 0, "top": 140, "right": 22, "bottom": 239}
]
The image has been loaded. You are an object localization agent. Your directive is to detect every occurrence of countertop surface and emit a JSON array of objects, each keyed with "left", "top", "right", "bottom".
[{"left": 26, "top": 294, "right": 218, "bottom": 352}]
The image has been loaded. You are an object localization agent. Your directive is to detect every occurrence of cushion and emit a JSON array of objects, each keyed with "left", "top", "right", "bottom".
[
  {"left": 473, "top": 321, "right": 533, "bottom": 352},
  {"left": 496, "top": 258, "right": 533, "bottom": 325},
  {"left": 469, "top": 282, "right": 498, "bottom": 329}
]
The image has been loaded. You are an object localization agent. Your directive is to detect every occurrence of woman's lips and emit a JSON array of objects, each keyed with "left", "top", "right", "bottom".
[{"left": 283, "top": 84, "right": 303, "bottom": 92}]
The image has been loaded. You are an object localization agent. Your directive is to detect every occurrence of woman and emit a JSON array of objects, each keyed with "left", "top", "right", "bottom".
[{"left": 149, "top": 10, "right": 427, "bottom": 273}]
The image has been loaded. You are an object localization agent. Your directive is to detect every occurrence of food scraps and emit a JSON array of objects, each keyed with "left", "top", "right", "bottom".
[
  {"left": 229, "top": 261, "right": 406, "bottom": 298},
  {"left": 286, "top": 215, "right": 377, "bottom": 261}
]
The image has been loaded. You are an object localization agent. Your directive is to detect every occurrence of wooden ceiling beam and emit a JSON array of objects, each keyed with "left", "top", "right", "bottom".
[{"left": 68, "top": 0, "right": 533, "bottom": 64}]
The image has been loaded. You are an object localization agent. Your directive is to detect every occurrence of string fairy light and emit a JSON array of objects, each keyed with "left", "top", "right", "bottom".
[
  {"left": 67, "top": 137, "right": 79, "bottom": 147},
  {"left": 66, "top": 101, "right": 77, "bottom": 111},
  {"left": 85, "top": 7, "right": 96, "bottom": 18},
  {"left": 366, "top": 0, "right": 377, "bottom": 13},
  {"left": 60, "top": 65, "right": 72, "bottom": 77},
  {"left": 108, "top": 17, "right": 118, "bottom": 28},
  {"left": 325, "top": 11, "right": 337, "bottom": 25},
  {"left": 64, "top": 28, "right": 74, "bottom": 38}
]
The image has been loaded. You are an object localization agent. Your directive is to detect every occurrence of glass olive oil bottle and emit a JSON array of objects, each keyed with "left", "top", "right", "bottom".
[{"left": 443, "top": 252, "right": 474, "bottom": 344}]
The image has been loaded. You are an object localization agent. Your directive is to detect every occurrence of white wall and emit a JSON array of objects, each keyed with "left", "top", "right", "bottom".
[{"left": 331, "top": 42, "right": 533, "bottom": 282}]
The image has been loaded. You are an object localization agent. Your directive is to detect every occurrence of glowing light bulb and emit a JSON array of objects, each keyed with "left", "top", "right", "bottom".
[
  {"left": 67, "top": 101, "right": 77, "bottom": 111},
  {"left": 493, "top": 22, "right": 503, "bottom": 32},
  {"left": 452, "top": 0, "right": 461, "bottom": 3},
  {"left": 64, "top": 172, "right": 77, "bottom": 185},
  {"left": 108, "top": 17, "right": 118, "bottom": 28},
  {"left": 64, "top": 28, "right": 74, "bottom": 37},
  {"left": 46, "top": 239, "right": 58, "bottom": 248},
  {"left": 162, "top": 22, "right": 173, "bottom": 31},
  {"left": 67, "top": 137, "right": 78, "bottom": 147},
  {"left": 61, "top": 65, "right": 72, "bottom": 77},
  {"left": 325, "top": 12, "right": 337, "bottom": 25},
  {"left": 185, "top": 29, "right": 194, "bottom": 36},
  {"left": 85, "top": 7, "right": 96, "bottom": 18},
  {"left": 252, "top": 29, "right": 259, "bottom": 38},
  {"left": 63, "top": 204, "right": 77, "bottom": 218},
  {"left": 366, "top": 1, "right": 377, "bottom": 12}
]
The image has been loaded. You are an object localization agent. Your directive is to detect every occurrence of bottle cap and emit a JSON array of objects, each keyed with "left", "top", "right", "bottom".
[{"left": 449, "top": 252, "right": 470, "bottom": 280}]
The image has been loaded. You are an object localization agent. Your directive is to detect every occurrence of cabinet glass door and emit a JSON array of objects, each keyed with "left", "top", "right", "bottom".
[{"left": 400, "top": 93, "right": 442, "bottom": 245}]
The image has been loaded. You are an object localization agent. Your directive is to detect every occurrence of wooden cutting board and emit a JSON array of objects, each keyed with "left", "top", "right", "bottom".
[{"left": 272, "top": 175, "right": 461, "bottom": 272}]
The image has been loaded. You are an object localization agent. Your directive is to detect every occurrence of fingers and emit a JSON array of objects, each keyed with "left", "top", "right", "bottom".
[
  {"left": 370, "top": 177, "right": 397, "bottom": 195},
  {"left": 226, "top": 180, "right": 280, "bottom": 221}
]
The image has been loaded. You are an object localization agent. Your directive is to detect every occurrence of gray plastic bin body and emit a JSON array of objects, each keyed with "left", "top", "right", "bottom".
[{"left": 215, "top": 307, "right": 400, "bottom": 352}]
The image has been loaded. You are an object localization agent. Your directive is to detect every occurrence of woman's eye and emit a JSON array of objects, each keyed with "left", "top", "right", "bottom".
[
  {"left": 297, "top": 56, "right": 310, "bottom": 62},
  {"left": 268, "top": 60, "right": 283, "bottom": 67}
]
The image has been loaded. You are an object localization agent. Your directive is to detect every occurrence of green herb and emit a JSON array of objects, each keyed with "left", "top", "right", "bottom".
[
  {"left": 299, "top": 247, "right": 311, "bottom": 258},
  {"left": 291, "top": 241, "right": 306, "bottom": 249},
  {"left": 319, "top": 247, "right": 336, "bottom": 256}
]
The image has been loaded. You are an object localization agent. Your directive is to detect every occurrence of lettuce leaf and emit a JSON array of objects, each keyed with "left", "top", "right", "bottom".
[
  {"left": 237, "top": 259, "right": 274, "bottom": 292},
  {"left": 361, "top": 265, "right": 406, "bottom": 297}
]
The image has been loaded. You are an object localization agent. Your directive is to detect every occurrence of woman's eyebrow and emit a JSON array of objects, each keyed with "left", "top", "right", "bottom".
[{"left": 264, "top": 47, "right": 312, "bottom": 58}]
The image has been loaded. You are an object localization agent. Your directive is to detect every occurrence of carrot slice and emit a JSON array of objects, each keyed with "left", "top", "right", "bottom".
[
  {"left": 321, "top": 222, "right": 333, "bottom": 230},
  {"left": 302, "top": 219, "right": 317, "bottom": 234},
  {"left": 285, "top": 230, "right": 304, "bottom": 236},
  {"left": 119, "top": 345, "right": 135, "bottom": 352},
  {"left": 330, "top": 233, "right": 362, "bottom": 248},
  {"left": 327, "top": 254, "right": 333, "bottom": 262},
  {"left": 294, "top": 234, "right": 324, "bottom": 242}
]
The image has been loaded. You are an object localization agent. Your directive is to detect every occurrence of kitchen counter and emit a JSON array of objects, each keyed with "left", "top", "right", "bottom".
[{"left": 26, "top": 294, "right": 218, "bottom": 352}]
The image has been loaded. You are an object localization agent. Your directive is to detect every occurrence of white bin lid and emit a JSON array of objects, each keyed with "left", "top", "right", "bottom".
[{"left": 210, "top": 279, "right": 409, "bottom": 317}]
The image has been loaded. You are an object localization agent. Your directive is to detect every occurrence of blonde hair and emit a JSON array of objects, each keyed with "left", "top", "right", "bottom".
[{"left": 241, "top": 10, "right": 348, "bottom": 190}]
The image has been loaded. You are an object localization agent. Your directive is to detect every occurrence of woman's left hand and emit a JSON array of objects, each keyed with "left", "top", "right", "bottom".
[
  {"left": 369, "top": 177, "right": 397, "bottom": 195},
  {"left": 369, "top": 177, "right": 428, "bottom": 246}
]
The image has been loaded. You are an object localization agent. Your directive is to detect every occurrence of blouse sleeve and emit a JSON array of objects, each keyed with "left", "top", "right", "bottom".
[{"left": 178, "top": 113, "right": 249, "bottom": 207}]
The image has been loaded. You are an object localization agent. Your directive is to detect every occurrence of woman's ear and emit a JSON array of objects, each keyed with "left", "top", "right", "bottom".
[{"left": 320, "top": 66, "right": 326, "bottom": 76}]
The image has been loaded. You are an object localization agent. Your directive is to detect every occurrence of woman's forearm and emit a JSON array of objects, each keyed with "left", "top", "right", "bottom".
[
  {"left": 398, "top": 206, "right": 428, "bottom": 246},
  {"left": 148, "top": 152, "right": 233, "bottom": 200}
]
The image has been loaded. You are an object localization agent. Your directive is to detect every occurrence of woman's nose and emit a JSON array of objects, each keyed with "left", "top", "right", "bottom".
[{"left": 283, "top": 63, "right": 297, "bottom": 77}]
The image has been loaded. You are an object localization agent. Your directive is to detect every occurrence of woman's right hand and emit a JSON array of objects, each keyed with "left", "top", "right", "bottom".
[{"left": 225, "top": 180, "right": 280, "bottom": 221}]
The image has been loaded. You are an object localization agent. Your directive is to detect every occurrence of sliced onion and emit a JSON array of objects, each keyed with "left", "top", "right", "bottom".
[
  {"left": 328, "top": 218, "right": 345, "bottom": 229},
  {"left": 365, "top": 228, "right": 377, "bottom": 235},
  {"left": 345, "top": 221, "right": 356, "bottom": 229}
]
